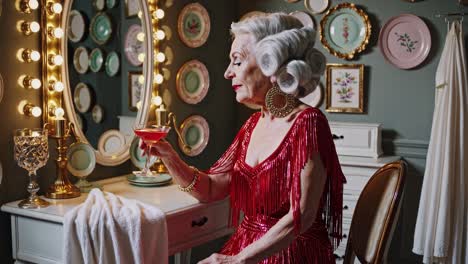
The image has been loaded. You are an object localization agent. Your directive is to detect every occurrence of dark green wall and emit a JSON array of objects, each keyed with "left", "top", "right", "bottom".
[{"left": 235, "top": 0, "right": 467, "bottom": 263}]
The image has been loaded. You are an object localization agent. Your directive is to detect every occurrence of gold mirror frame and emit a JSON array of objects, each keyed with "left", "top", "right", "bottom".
[
  {"left": 60, "top": 0, "right": 154, "bottom": 166},
  {"left": 319, "top": 3, "right": 371, "bottom": 60}
]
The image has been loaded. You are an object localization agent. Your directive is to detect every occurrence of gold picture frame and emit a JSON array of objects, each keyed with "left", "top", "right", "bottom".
[
  {"left": 128, "top": 71, "right": 143, "bottom": 111},
  {"left": 319, "top": 3, "right": 371, "bottom": 60},
  {"left": 326, "top": 64, "right": 364, "bottom": 113}
]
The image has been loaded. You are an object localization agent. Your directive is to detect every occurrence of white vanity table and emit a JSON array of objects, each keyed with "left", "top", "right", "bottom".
[{"left": 1, "top": 176, "right": 232, "bottom": 264}]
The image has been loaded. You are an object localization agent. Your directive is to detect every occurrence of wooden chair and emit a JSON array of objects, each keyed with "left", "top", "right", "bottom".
[{"left": 343, "top": 160, "right": 407, "bottom": 264}]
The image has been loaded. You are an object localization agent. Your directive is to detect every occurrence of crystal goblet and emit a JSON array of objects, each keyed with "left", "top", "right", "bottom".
[{"left": 13, "top": 128, "right": 50, "bottom": 209}]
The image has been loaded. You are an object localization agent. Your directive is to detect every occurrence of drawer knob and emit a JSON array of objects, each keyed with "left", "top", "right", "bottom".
[
  {"left": 343, "top": 234, "right": 348, "bottom": 238},
  {"left": 332, "top": 134, "right": 344, "bottom": 140},
  {"left": 343, "top": 205, "right": 349, "bottom": 210},
  {"left": 192, "top": 216, "right": 208, "bottom": 227}
]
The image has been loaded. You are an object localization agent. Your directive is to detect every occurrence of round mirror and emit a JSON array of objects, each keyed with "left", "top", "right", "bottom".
[{"left": 61, "top": 0, "right": 154, "bottom": 166}]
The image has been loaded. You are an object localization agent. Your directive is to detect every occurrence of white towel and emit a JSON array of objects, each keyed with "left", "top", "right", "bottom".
[{"left": 64, "top": 189, "right": 168, "bottom": 264}]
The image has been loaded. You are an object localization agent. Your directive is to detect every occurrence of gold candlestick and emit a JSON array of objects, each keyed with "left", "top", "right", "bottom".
[{"left": 45, "top": 119, "right": 81, "bottom": 199}]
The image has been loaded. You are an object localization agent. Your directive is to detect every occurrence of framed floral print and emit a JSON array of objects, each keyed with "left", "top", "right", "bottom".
[
  {"left": 326, "top": 64, "right": 364, "bottom": 113},
  {"left": 128, "top": 71, "right": 143, "bottom": 111}
]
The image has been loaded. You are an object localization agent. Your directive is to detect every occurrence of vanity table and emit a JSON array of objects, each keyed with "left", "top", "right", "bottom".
[{"left": 1, "top": 176, "right": 232, "bottom": 264}]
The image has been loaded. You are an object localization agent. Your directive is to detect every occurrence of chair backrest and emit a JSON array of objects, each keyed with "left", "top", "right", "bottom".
[{"left": 343, "top": 160, "right": 407, "bottom": 264}]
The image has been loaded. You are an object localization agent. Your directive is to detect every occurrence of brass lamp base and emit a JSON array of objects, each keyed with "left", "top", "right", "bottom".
[{"left": 45, "top": 182, "right": 80, "bottom": 199}]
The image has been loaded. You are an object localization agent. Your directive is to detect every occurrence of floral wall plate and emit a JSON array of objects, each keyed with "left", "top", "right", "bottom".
[
  {"left": 68, "top": 10, "right": 86, "bottom": 43},
  {"left": 178, "top": 115, "right": 209, "bottom": 157},
  {"left": 92, "top": 105, "right": 104, "bottom": 123},
  {"left": 129, "top": 137, "right": 157, "bottom": 170},
  {"left": 73, "top": 82, "right": 93, "bottom": 113},
  {"left": 290, "top": 11, "right": 314, "bottom": 29},
  {"left": 305, "top": 0, "right": 329, "bottom": 14},
  {"left": 177, "top": 3, "right": 210, "bottom": 48},
  {"left": 90, "top": 12, "right": 113, "bottom": 45},
  {"left": 320, "top": 3, "right": 371, "bottom": 60},
  {"left": 105, "top": 51, "right": 120, "bottom": 76},
  {"left": 379, "top": 14, "right": 431, "bottom": 69},
  {"left": 73, "top": 46, "right": 89, "bottom": 74},
  {"left": 98, "top": 129, "right": 126, "bottom": 156},
  {"left": 176, "top": 60, "right": 209, "bottom": 104},
  {"left": 124, "top": 24, "right": 144, "bottom": 66},
  {"left": 93, "top": 0, "right": 105, "bottom": 11},
  {"left": 89, "top": 48, "right": 104, "bottom": 72},
  {"left": 67, "top": 142, "right": 96, "bottom": 177}
]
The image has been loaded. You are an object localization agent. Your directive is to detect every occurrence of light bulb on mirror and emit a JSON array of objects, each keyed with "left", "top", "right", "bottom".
[
  {"left": 151, "top": 96, "right": 163, "bottom": 106},
  {"left": 155, "top": 30, "right": 165, "bottom": 40},
  {"left": 19, "top": 101, "right": 42, "bottom": 117},
  {"left": 19, "top": 0, "right": 39, "bottom": 13},
  {"left": 154, "top": 73, "right": 164, "bottom": 84},
  {"left": 22, "top": 76, "right": 41, "bottom": 89},
  {"left": 48, "top": 27, "right": 63, "bottom": 39},
  {"left": 156, "top": 52, "right": 166, "bottom": 62},
  {"left": 153, "top": 9, "right": 165, "bottom": 19},
  {"left": 47, "top": 2, "right": 63, "bottom": 14},
  {"left": 53, "top": 107, "right": 65, "bottom": 118},
  {"left": 137, "top": 53, "right": 145, "bottom": 63},
  {"left": 20, "top": 48, "right": 41, "bottom": 62},
  {"left": 20, "top": 21, "right": 40, "bottom": 35},
  {"left": 137, "top": 32, "right": 145, "bottom": 42},
  {"left": 48, "top": 80, "right": 64, "bottom": 92},
  {"left": 48, "top": 54, "right": 63, "bottom": 66}
]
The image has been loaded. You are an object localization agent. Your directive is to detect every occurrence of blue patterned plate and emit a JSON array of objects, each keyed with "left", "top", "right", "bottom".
[
  {"left": 89, "top": 48, "right": 104, "bottom": 72},
  {"left": 90, "top": 12, "right": 113, "bottom": 45},
  {"left": 178, "top": 115, "right": 209, "bottom": 157},
  {"left": 105, "top": 51, "right": 120, "bottom": 76},
  {"left": 67, "top": 142, "right": 96, "bottom": 177}
]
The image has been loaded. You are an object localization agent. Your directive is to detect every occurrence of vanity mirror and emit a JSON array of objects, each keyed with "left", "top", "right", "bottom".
[{"left": 60, "top": 0, "right": 154, "bottom": 166}]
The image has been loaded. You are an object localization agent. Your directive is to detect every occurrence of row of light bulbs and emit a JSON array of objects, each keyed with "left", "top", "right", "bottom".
[{"left": 17, "top": 0, "right": 65, "bottom": 118}]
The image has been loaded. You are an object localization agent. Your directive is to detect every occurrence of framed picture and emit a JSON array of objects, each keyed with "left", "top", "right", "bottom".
[
  {"left": 326, "top": 64, "right": 364, "bottom": 113},
  {"left": 125, "top": 0, "right": 139, "bottom": 18},
  {"left": 128, "top": 71, "right": 143, "bottom": 111}
]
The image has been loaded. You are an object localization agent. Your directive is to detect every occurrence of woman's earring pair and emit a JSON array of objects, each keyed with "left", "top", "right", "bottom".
[{"left": 264, "top": 84, "right": 298, "bottom": 118}]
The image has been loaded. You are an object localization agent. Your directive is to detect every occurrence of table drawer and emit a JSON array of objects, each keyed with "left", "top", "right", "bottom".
[
  {"left": 330, "top": 121, "right": 382, "bottom": 158},
  {"left": 166, "top": 199, "right": 230, "bottom": 250}
]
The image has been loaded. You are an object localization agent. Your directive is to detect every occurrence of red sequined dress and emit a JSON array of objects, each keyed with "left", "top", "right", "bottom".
[{"left": 206, "top": 107, "right": 345, "bottom": 263}]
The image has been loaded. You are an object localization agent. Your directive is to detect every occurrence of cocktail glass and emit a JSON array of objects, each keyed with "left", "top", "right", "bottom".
[
  {"left": 13, "top": 128, "right": 50, "bottom": 209},
  {"left": 133, "top": 125, "right": 171, "bottom": 176}
]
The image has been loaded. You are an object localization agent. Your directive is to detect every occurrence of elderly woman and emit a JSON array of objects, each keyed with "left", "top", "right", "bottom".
[{"left": 150, "top": 13, "right": 345, "bottom": 264}]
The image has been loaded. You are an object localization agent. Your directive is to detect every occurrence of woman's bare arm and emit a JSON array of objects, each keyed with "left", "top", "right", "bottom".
[{"left": 151, "top": 140, "right": 231, "bottom": 203}]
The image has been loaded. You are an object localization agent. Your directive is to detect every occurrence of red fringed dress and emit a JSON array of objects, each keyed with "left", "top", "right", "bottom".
[{"left": 206, "top": 107, "right": 345, "bottom": 263}]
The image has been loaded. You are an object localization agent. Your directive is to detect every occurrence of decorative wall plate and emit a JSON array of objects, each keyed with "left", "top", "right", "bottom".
[
  {"left": 90, "top": 12, "right": 113, "bottom": 45},
  {"left": 126, "top": 173, "right": 172, "bottom": 187},
  {"left": 379, "top": 14, "right": 431, "bottom": 69},
  {"left": 98, "top": 129, "right": 126, "bottom": 156},
  {"left": 124, "top": 24, "right": 144, "bottom": 66},
  {"left": 67, "top": 142, "right": 96, "bottom": 177},
  {"left": 129, "top": 137, "right": 157, "bottom": 169},
  {"left": 177, "top": 3, "right": 210, "bottom": 48},
  {"left": 178, "top": 115, "right": 209, "bottom": 157},
  {"left": 176, "top": 60, "right": 209, "bottom": 104},
  {"left": 320, "top": 3, "right": 371, "bottom": 60},
  {"left": 89, "top": 48, "right": 104, "bottom": 72},
  {"left": 290, "top": 11, "right": 314, "bottom": 28},
  {"left": 68, "top": 10, "right": 86, "bottom": 43},
  {"left": 299, "top": 83, "right": 323, "bottom": 107},
  {"left": 73, "top": 82, "right": 93, "bottom": 113},
  {"left": 73, "top": 46, "right": 89, "bottom": 74},
  {"left": 305, "top": 0, "right": 329, "bottom": 14},
  {"left": 240, "top": 11, "right": 267, "bottom": 21},
  {"left": 106, "top": 0, "right": 117, "bottom": 9},
  {"left": 93, "top": 0, "right": 105, "bottom": 11},
  {"left": 105, "top": 51, "right": 120, "bottom": 76},
  {"left": 92, "top": 105, "right": 104, "bottom": 123}
]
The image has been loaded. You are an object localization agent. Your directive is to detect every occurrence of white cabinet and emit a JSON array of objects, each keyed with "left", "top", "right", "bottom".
[
  {"left": 1, "top": 176, "right": 233, "bottom": 264},
  {"left": 329, "top": 122, "right": 399, "bottom": 262}
]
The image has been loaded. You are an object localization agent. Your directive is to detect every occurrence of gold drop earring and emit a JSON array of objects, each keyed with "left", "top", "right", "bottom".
[{"left": 264, "top": 84, "right": 298, "bottom": 118}]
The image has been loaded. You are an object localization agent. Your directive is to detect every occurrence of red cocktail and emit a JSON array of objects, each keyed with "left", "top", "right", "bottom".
[{"left": 133, "top": 126, "right": 171, "bottom": 176}]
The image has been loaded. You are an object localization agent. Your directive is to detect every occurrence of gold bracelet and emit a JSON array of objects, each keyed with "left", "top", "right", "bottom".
[{"left": 178, "top": 166, "right": 200, "bottom": 192}]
